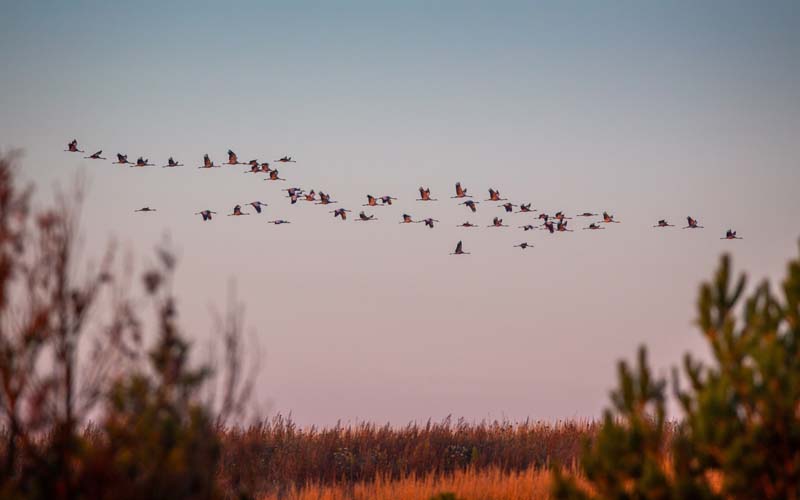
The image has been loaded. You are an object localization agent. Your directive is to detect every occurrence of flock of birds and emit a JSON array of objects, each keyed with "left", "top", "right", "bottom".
[{"left": 65, "top": 139, "right": 744, "bottom": 255}]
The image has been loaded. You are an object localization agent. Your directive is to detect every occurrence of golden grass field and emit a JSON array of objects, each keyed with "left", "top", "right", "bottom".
[
  {"left": 216, "top": 416, "right": 603, "bottom": 499},
  {"left": 258, "top": 465, "right": 591, "bottom": 500}
]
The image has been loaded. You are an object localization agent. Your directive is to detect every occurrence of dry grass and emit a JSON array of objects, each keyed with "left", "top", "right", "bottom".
[
  {"left": 258, "top": 465, "right": 591, "bottom": 500},
  {"left": 216, "top": 415, "right": 599, "bottom": 498}
]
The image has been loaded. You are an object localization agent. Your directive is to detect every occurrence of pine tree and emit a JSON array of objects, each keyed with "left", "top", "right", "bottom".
[{"left": 553, "top": 243, "right": 800, "bottom": 500}]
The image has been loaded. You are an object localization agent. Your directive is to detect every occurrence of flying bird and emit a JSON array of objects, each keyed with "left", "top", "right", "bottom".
[
  {"left": 584, "top": 223, "right": 605, "bottom": 230},
  {"left": 488, "top": 217, "right": 507, "bottom": 227},
  {"left": 199, "top": 154, "right": 220, "bottom": 169},
  {"left": 519, "top": 225, "right": 536, "bottom": 231},
  {"left": 267, "top": 219, "right": 291, "bottom": 225},
  {"left": 84, "top": 150, "right": 106, "bottom": 160},
  {"left": 132, "top": 157, "right": 154, "bottom": 167},
  {"left": 245, "top": 164, "right": 263, "bottom": 173},
  {"left": 245, "top": 201, "right": 268, "bottom": 213},
  {"left": 379, "top": 195, "right": 397, "bottom": 205},
  {"left": 601, "top": 211, "right": 619, "bottom": 223},
  {"left": 265, "top": 170, "right": 285, "bottom": 181},
  {"left": 458, "top": 222, "right": 478, "bottom": 228},
  {"left": 514, "top": 242, "right": 534, "bottom": 249},
  {"left": 356, "top": 211, "right": 376, "bottom": 221},
  {"left": 195, "top": 210, "right": 217, "bottom": 221},
  {"left": 452, "top": 182, "right": 471, "bottom": 198},
  {"left": 417, "top": 187, "right": 437, "bottom": 201},
  {"left": 653, "top": 219, "right": 674, "bottom": 228},
  {"left": 721, "top": 229, "right": 742, "bottom": 240},
  {"left": 543, "top": 221, "right": 555, "bottom": 233},
  {"left": 421, "top": 218, "right": 439, "bottom": 228},
  {"left": 556, "top": 220, "right": 573, "bottom": 232},
  {"left": 517, "top": 203, "right": 535, "bottom": 213},
  {"left": 683, "top": 216, "right": 703, "bottom": 229},
  {"left": 134, "top": 207, "right": 156, "bottom": 213},
  {"left": 500, "top": 203, "right": 517, "bottom": 213},
  {"left": 486, "top": 189, "right": 507, "bottom": 202},
  {"left": 400, "top": 214, "right": 417, "bottom": 224},
  {"left": 331, "top": 208, "right": 351, "bottom": 220},
  {"left": 301, "top": 190, "right": 317, "bottom": 202},
  {"left": 554, "top": 211, "right": 571, "bottom": 221},
  {"left": 316, "top": 192, "right": 336, "bottom": 205},
  {"left": 228, "top": 204, "right": 249, "bottom": 216},
  {"left": 225, "top": 150, "right": 244, "bottom": 165},
  {"left": 577, "top": 212, "right": 598, "bottom": 217},
  {"left": 275, "top": 156, "right": 296, "bottom": 163},
  {"left": 113, "top": 154, "right": 132, "bottom": 165},
  {"left": 65, "top": 139, "right": 84, "bottom": 153},
  {"left": 363, "top": 195, "right": 378, "bottom": 207},
  {"left": 163, "top": 157, "right": 183, "bottom": 167},
  {"left": 460, "top": 200, "right": 479, "bottom": 212},
  {"left": 450, "top": 240, "right": 470, "bottom": 255}
]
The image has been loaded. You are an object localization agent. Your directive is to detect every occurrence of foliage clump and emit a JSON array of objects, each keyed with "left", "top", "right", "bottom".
[
  {"left": 554, "top": 245, "right": 800, "bottom": 499},
  {"left": 0, "top": 153, "right": 253, "bottom": 500}
]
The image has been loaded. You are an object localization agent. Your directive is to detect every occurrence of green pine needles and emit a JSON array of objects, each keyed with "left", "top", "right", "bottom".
[{"left": 553, "top": 244, "right": 800, "bottom": 500}]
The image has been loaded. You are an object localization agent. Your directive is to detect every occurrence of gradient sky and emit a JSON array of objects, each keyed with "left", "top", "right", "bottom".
[{"left": 1, "top": 1, "right": 799, "bottom": 425}]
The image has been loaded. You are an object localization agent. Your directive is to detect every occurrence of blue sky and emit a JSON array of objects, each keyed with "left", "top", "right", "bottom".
[{"left": 1, "top": 1, "right": 799, "bottom": 424}]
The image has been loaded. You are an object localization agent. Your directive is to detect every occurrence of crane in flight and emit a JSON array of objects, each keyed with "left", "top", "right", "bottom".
[
  {"left": 379, "top": 195, "right": 397, "bottom": 205},
  {"left": 225, "top": 150, "right": 244, "bottom": 165},
  {"left": 265, "top": 170, "right": 285, "bottom": 181},
  {"left": 113, "top": 154, "right": 132, "bottom": 165},
  {"left": 683, "top": 216, "right": 703, "bottom": 229},
  {"left": 84, "top": 150, "right": 106, "bottom": 160},
  {"left": 460, "top": 200, "right": 479, "bottom": 212},
  {"left": 653, "top": 219, "right": 674, "bottom": 228},
  {"left": 228, "top": 204, "right": 249, "bottom": 216},
  {"left": 195, "top": 210, "right": 217, "bottom": 221},
  {"left": 163, "top": 157, "right": 183, "bottom": 167},
  {"left": 399, "top": 214, "right": 417, "bottom": 224},
  {"left": 356, "top": 211, "right": 377, "bottom": 222},
  {"left": 514, "top": 242, "right": 534, "bottom": 249},
  {"left": 316, "top": 192, "right": 336, "bottom": 205},
  {"left": 517, "top": 203, "right": 535, "bottom": 213},
  {"left": 577, "top": 212, "right": 598, "bottom": 217},
  {"left": 554, "top": 211, "right": 571, "bottom": 221},
  {"left": 199, "top": 154, "right": 220, "bottom": 168},
  {"left": 450, "top": 241, "right": 470, "bottom": 255},
  {"left": 363, "top": 195, "right": 378, "bottom": 207},
  {"left": 132, "top": 157, "right": 155, "bottom": 167},
  {"left": 458, "top": 222, "right": 479, "bottom": 228},
  {"left": 583, "top": 223, "right": 605, "bottom": 230},
  {"left": 65, "top": 139, "right": 84, "bottom": 153},
  {"left": 519, "top": 225, "right": 536, "bottom": 231},
  {"left": 556, "top": 220, "right": 573, "bottom": 232},
  {"left": 421, "top": 218, "right": 439, "bottom": 228},
  {"left": 500, "top": 203, "right": 517, "bottom": 213},
  {"left": 245, "top": 164, "right": 263, "bottom": 173},
  {"left": 601, "top": 211, "right": 619, "bottom": 223},
  {"left": 486, "top": 188, "right": 507, "bottom": 201},
  {"left": 451, "top": 182, "right": 471, "bottom": 198},
  {"left": 543, "top": 221, "right": 555, "bottom": 234},
  {"left": 331, "top": 208, "right": 351, "bottom": 220},
  {"left": 267, "top": 219, "right": 291, "bottom": 225},
  {"left": 417, "top": 187, "right": 437, "bottom": 201},
  {"left": 134, "top": 207, "right": 156, "bottom": 213},
  {"left": 488, "top": 217, "right": 508, "bottom": 228},
  {"left": 244, "top": 201, "right": 268, "bottom": 214},
  {"left": 722, "top": 229, "right": 742, "bottom": 240},
  {"left": 275, "top": 156, "right": 296, "bottom": 163}
]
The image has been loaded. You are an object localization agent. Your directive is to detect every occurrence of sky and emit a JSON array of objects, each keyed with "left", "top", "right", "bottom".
[{"left": 1, "top": 1, "right": 799, "bottom": 426}]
